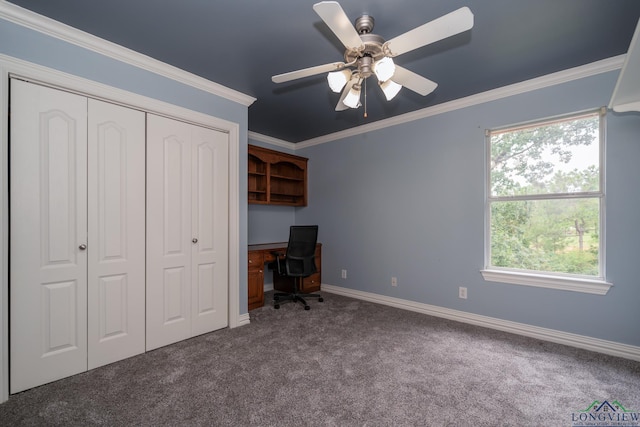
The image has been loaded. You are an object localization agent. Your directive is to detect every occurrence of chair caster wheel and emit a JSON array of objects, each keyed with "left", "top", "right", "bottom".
[
  {"left": 318, "top": 297, "right": 324, "bottom": 302},
  {"left": 274, "top": 304, "right": 280, "bottom": 309},
  {"left": 304, "top": 305, "right": 310, "bottom": 310}
]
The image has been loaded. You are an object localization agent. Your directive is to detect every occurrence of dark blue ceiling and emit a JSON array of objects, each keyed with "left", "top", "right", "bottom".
[{"left": 8, "top": 0, "right": 640, "bottom": 142}]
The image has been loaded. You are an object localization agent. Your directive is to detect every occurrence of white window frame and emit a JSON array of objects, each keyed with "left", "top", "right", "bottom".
[{"left": 481, "top": 109, "right": 612, "bottom": 295}]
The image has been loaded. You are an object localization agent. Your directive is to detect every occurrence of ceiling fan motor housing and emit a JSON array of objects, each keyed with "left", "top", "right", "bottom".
[
  {"left": 355, "top": 15, "right": 375, "bottom": 34},
  {"left": 344, "top": 26, "right": 387, "bottom": 67}
]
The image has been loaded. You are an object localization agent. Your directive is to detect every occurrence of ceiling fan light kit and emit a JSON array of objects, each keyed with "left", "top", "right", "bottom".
[
  {"left": 343, "top": 83, "right": 362, "bottom": 109},
  {"left": 327, "top": 69, "right": 351, "bottom": 93},
  {"left": 380, "top": 79, "right": 402, "bottom": 101},
  {"left": 272, "top": 1, "right": 474, "bottom": 113},
  {"left": 373, "top": 56, "right": 396, "bottom": 82}
]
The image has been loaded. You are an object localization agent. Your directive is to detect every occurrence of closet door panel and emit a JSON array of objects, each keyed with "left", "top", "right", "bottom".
[
  {"left": 191, "top": 126, "right": 229, "bottom": 336},
  {"left": 10, "top": 80, "right": 88, "bottom": 393},
  {"left": 87, "top": 99, "right": 145, "bottom": 369},
  {"left": 146, "top": 114, "right": 192, "bottom": 350}
]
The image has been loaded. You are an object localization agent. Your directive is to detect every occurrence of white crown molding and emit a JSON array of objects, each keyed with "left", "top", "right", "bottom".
[
  {"left": 0, "top": 0, "right": 622, "bottom": 147},
  {"left": 293, "top": 55, "right": 625, "bottom": 149},
  {"left": 322, "top": 284, "right": 640, "bottom": 362},
  {"left": 248, "top": 131, "right": 296, "bottom": 151},
  {"left": 609, "top": 17, "right": 640, "bottom": 112},
  {"left": 0, "top": 0, "right": 256, "bottom": 107},
  {"left": 0, "top": 54, "right": 241, "bottom": 134}
]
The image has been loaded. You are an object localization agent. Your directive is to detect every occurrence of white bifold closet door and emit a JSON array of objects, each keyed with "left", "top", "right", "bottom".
[
  {"left": 10, "top": 80, "right": 145, "bottom": 393},
  {"left": 86, "top": 97, "right": 146, "bottom": 369},
  {"left": 146, "top": 114, "right": 229, "bottom": 351}
]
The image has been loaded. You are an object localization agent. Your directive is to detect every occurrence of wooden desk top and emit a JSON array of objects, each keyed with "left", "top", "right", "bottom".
[
  {"left": 248, "top": 242, "right": 289, "bottom": 252},
  {"left": 249, "top": 242, "right": 322, "bottom": 251},
  {"left": 248, "top": 242, "right": 322, "bottom": 263}
]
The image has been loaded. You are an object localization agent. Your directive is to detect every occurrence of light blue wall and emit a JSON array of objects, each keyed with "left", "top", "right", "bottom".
[
  {"left": 248, "top": 204, "right": 295, "bottom": 244},
  {"left": 0, "top": 17, "right": 250, "bottom": 314},
  {"left": 295, "top": 70, "right": 640, "bottom": 347}
]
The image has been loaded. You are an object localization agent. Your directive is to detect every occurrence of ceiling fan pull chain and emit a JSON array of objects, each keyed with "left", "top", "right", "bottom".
[{"left": 364, "top": 77, "right": 368, "bottom": 118}]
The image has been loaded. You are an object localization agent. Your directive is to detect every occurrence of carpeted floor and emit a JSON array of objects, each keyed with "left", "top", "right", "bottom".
[{"left": 1, "top": 291, "right": 639, "bottom": 426}]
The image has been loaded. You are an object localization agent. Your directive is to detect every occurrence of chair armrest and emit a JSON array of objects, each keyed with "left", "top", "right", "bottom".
[{"left": 271, "top": 251, "right": 285, "bottom": 274}]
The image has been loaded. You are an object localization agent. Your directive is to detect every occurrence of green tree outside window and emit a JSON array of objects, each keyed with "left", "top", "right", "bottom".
[{"left": 488, "top": 112, "right": 602, "bottom": 277}]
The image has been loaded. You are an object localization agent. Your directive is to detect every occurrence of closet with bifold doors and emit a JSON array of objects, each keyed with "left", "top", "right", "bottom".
[
  {"left": 145, "top": 114, "right": 229, "bottom": 351},
  {"left": 9, "top": 79, "right": 230, "bottom": 394},
  {"left": 10, "top": 79, "right": 146, "bottom": 393}
]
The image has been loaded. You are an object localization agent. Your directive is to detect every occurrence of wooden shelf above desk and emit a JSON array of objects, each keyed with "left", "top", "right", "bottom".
[
  {"left": 248, "top": 145, "right": 308, "bottom": 207},
  {"left": 248, "top": 242, "right": 321, "bottom": 311}
]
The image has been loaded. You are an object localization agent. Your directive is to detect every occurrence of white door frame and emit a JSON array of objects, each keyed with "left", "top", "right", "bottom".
[{"left": 0, "top": 54, "right": 243, "bottom": 403}]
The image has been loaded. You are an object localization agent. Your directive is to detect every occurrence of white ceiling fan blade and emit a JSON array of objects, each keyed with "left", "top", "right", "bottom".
[
  {"left": 385, "top": 7, "right": 474, "bottom": 57},
  {"left": 272, "top": 62, "right": 346, "bottom": 83},
  {"left": 313, "top": 1, "right": 364, "bottom": 50},
  {"left": 335, "top": 78, "right": 356, "bottom": 111},
  {"left": 393, "top": 66, "right": 438, "bottom": 96}
]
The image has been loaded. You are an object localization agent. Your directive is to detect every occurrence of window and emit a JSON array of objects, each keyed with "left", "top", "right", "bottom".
[{"left": 481, "top": 110, "right": 612, "bottom": 295}]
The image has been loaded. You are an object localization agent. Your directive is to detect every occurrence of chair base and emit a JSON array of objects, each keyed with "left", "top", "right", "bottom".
[{"left": 273, "top": 291, "right": 323, "bottom": 310}]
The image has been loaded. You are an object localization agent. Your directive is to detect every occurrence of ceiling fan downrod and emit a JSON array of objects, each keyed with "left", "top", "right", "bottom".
[{"left": 355, "top": 15, "right": 374, "bottom": 34}]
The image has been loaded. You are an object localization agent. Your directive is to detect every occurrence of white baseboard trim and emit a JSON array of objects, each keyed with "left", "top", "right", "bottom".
[
  {"left": 322, "top": 284, "right": 640, "bottom": 362},
  {"left": 236, "top": 313, "right": 251, "bottom": 327},
  {"left": 236, "top": 285, "right": 273, "bottom": 327}
]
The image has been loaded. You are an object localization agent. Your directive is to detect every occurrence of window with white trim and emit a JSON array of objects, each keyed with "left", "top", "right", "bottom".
[{"left": 482, "top": 110, "right": 612, "bottom": 294}]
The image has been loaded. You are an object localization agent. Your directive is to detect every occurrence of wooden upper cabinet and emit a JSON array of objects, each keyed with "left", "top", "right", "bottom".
[
  {"left": 248, "top": 144, "right": 308, "bottom": 206},
  {"left": 248, "top": 147, "right": 268, "bottom": 204}
]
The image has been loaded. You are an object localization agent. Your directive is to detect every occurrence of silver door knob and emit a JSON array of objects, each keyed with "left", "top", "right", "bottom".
[
  {"left": 192, "top": 238, "right": 198, "bottom": 243},
  {"left": 79, "top": 244, "right": 87, "bottom": 250}
]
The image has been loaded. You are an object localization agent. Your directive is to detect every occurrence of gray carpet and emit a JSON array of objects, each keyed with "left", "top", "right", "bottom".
[{"left": 1, "top": 291, "right": 639, "bottom": 426}]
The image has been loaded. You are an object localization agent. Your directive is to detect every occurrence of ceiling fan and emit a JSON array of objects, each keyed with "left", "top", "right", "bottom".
[{"left": 272, "top": 1, "right": 474, "bottom": 113}]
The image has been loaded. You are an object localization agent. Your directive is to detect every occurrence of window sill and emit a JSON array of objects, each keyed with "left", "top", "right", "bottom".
[{"left": 480, "top": 269, "right": 612, "bottom": 295}]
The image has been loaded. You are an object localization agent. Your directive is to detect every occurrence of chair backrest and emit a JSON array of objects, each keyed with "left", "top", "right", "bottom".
[{"left": 285, "top": 225, "right": 318, "bottom": 277}]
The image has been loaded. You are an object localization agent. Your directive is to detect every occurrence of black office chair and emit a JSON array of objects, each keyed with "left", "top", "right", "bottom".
[{"left": 272, "top": 225, "right": 324, "bottom": 310}]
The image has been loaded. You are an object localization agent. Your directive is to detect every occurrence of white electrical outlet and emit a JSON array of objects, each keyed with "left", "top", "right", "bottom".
[
  {"left": 342, "top": 269, "right": 347, "bottom": 279},
  {"left": 391, "top": 277, "right": 398, "bottom": 287},
  {"left": 459, "top": 287, "right": 468, "bottom": 299}
]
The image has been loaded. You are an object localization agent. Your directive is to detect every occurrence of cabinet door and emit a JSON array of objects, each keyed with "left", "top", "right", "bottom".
[
  {"left": 247, "top": 252, "right": 264, "bottom": 310},
  {"left": 146, "top": 115, "right": 193, "bottom": 351},
  {"left": 10, "top": 80, "right": 88, "bottom": 393},
  {"left": 190, "top": 125, "right": 229, "bottom": 335},
  {"left": 301, "top": 248, "right": 321, "bottom": 293},
  {"left": 87, "top": 99, "right": 146, "bottom": 369}
]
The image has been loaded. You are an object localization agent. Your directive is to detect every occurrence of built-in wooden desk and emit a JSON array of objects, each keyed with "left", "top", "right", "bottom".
[{"left": 248, "top": 242, "right": 322, "bottom": 310}]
